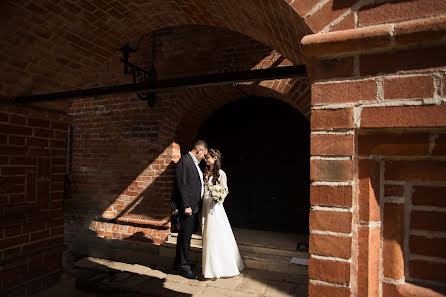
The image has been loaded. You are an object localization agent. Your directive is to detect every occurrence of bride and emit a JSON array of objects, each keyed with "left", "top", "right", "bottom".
[{"left": 201, "top": 148, "right": 244, "bottom": 279}]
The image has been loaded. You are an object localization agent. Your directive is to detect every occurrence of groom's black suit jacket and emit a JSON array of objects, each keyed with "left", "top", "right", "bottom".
[{"left": 171, "top": 153, "right": 203, "bottom": 214}]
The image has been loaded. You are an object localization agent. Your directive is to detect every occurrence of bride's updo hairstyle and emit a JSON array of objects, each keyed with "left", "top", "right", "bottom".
[{"left": 205, "top": 148, "right": 222, "bottom": 185}]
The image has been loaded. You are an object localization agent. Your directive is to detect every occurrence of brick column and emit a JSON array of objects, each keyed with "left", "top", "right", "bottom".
[{"left": 303, "top": 15, "right": 446, "bottom": 297}]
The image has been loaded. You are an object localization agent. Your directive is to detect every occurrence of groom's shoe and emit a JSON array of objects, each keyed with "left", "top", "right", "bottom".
[{"left": 179, "top": 269, "right": 198, "bottom": 280}]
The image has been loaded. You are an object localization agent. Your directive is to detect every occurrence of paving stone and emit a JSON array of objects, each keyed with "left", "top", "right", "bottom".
[
  {"left": 75, "top": 258, "right": 109, "bottom": 272},
  {"left": 294, "top": 284, "right": 308, "bottom": 297},
  {"left": 142, "top": 268, "right": 167, "bottom": 279},
  {"left": 235, "top": 276, "right": 268, "bottom": 295},
  {"left": 164, "top": 273, "right": 189, "bottom": 283},
  {"left": 207, "top": 275, "right": 244, "bottom": 289},
  {"left": 163, "top": 281, "right": 205, "bottom": 295},
  {"left": 243, "top": 269, "right": 288, "bottom": 282},
  {"left": 199, "top": 287, "right": 256, "bottom": 297},
  {"left": 264, "top": 280, "right": 297, "bottom": 297},
  {"left": 187, "top": 278, "right": 213, "bottom": 287}
]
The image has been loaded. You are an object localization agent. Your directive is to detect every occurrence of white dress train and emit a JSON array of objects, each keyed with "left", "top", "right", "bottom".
[{"left": 201, "top": 169, "right": 244, "bottom": 278}]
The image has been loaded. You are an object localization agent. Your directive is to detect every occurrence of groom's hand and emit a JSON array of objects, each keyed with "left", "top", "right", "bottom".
[{"left": 184, "top": 207, "right": 192, "bottom": 215}]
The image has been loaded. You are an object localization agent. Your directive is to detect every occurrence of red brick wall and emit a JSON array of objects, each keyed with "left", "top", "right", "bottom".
[
  {"left": 358, "top": 132, "right": 446, "bottom": 297},
  {"left": 304, "top": 11, "right": 446, "bottom": 297},
  {"left": 0, "top": 103, "right": 70, "bottom": 296}
]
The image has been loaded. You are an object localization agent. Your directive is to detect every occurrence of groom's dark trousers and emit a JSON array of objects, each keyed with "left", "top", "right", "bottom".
[{"left": 171, "top": 153, "right": 203, "bottom": 272}]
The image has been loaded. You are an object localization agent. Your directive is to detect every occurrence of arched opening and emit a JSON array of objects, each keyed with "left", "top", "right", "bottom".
[{"left": 198, "top": 96, "right": 310, "bottom": 235}]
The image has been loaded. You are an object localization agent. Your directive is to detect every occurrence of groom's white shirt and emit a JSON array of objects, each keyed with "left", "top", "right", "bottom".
[{"left": 189, "top": 151, "right": 204, "bottom": 198}]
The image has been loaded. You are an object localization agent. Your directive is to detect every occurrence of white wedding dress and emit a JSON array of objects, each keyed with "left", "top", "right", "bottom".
[{"left": 201, "top": 169, "right": 245, "bottom": 278}]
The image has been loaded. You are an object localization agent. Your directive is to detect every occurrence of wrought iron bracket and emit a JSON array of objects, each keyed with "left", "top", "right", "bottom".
[{"left": 119, "top": 34, "right": 157, "bottom": 107}]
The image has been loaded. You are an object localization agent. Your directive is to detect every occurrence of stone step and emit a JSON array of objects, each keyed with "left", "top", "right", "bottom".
[
  {"left": 167, "top": 232, "right": 308, "bottom": 259},
  {"left": 167, "top": 232, "right": 202, "bottom": 247},
  {"left": 163, "top": 233, "right": 308, "bottom": 276}
]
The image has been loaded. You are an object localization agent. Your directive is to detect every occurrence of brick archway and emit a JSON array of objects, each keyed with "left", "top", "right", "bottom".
[{"left": 169, "top": 82, "right": 310, "bottom": 147}]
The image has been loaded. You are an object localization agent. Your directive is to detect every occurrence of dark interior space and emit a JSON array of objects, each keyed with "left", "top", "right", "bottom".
[{"left": 198, "top": 96, "right": 310, "bottom": 234}]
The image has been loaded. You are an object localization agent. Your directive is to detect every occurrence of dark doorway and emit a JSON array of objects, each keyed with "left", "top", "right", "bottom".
[{"left": 198, "top": 96, "right": 310, "bottom": 234}]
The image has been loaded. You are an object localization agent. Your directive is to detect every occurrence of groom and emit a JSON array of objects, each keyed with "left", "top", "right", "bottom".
[{"left": 172, "top": 140, "right": 208, "bottom": 279}]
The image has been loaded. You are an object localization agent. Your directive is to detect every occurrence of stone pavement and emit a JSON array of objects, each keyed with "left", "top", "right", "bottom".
[{"left": 34, "top": 256, "right": 307, "bottom": 297}]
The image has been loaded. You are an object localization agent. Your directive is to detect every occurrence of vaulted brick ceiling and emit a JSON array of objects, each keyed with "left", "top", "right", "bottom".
[{"left": 0, "top": 0, "right": 312, "bottom": 101}]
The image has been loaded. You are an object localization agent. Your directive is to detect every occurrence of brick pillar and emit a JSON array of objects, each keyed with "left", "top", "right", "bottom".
[{"left": 303, "top": 15, "right": 446, "bottom": 297}]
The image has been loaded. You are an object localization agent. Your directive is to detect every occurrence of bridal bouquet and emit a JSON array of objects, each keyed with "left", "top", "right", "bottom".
[{"left": 208, "top": 183, "right": 228, "bottom": 204}]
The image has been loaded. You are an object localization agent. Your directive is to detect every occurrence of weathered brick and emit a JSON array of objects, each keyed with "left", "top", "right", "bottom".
[
  {"left": 9, "top": 114, "right": 26, "bottom": 125},
  {"left": 383, "top": 203, "right": 405, "bottom": 279},
  {"left": 357, "top": 226, "right": 380, "bottom": 297},
  {"left": 310, "top": 210, "right": 352, "bottom": 233},
  {"left": 361, "top": 105, "right": 446, "bottom": 129},
  {"left": 311, "top": 159, "right": 353, "bottom": 181},
  {"left": 290, "top": 0, "right": 319, "bottom": 17},
  {"left": 385, "top": 160, "right": 446, "bottom": 181},
  {"left": 358, "top": 133, "right": 431, "bottom": 156},
  {"left": 34, "top": 128, "right": 54, "bottom": 138},
  {"left": 310, "top": 56, "right": 354, "bottom": 81},
  {"left": 330, "top": 12, "right": 355, "bottom": 32},
  {"left": 433, "top": 134, "right": 446, "bottom": 156},
  {"left": 394, "top": 15, "right": 446, "bottom": 45},
  {"left": 412, "top": 186, "right": 446, "bottom": 207},
  {"left": 310, "top": 185, "right": 352, "bottom": 207},
  {"left": 410, "top": 236, "right": 446, "bottom": 258},
  {"left": 383, "top": 282, "right": 446, "bottom": 297},
  {"left": 411, "top": 210, "right": 446, "bottom": 231},
  {"left": 28, "top": 118, "right": 50, "bottom": 128},
  {"left": 384, "top": 185, "right": 405, "bottom": 197},
  {"left": 27, "top": 137, "right": 49, "bottom": 148},
  {"left": 312, "top": 80, "right": 376, "bottom": 105},
  {"left": 311, "top": 108, "right": 354, "bottom": 130},
  {"left": 359, "top": 0, "right": 446, "bottom": 26},
  {"left": 309, "top": 233, "right": 351, "bottom": 258},
  {"left": 0, "top": 124, "right": 32, "bottom": 136},
  {"left": 0, "top": 235, "right": 28, "bottom": 250},
  {"left": 306, "top": 0, "right": 358, "bottom": 33},
  {"left": 384, "top": 75, "right": 434, "bottom": 100},
  {"left": 358, "top": 159, "right": 380, "bottom": 222},
  {"left": 8, "top": 135, "right": 26, "bottom": 146},
  {"left": 311, "top": 134, "right": 354, "bottom": 155},
  {"left": 309, "top": 258, "right": 350, "bottom": 284},
  {"left": 360, "top": 45, "right": 446, "bottom": 76},
  {"left": 410, "top": 260, "right": 446, "bottom": 283},
  {"left": 50, "top": 121, "right": 68, "bottom": 131},
  {"left": 308, "top": 283, "right": 350, "bottom": 297}
]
